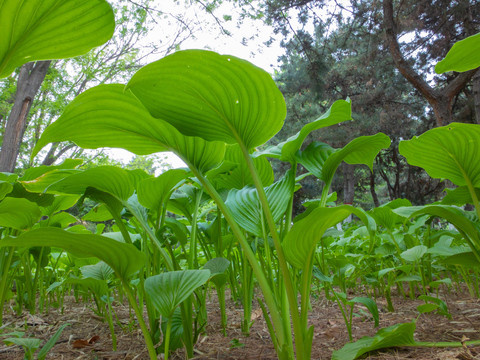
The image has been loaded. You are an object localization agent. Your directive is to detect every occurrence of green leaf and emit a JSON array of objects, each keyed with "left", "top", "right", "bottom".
[
  {"left": 41, "top": 195, "right": 79, "bottom": 217},
  {"left": 0, "top": 228, "right": 145, "bottom": 280},
  {"left": 37, "top": 323, "right": 70, "bottom": 360},
  {"left": 32, "top": 84, "right": 225, "bottom": 174},
  {"left": 36, "top": 166, "right": 134, "bottom": 201},
  {"left": 443, "top": 251, "right": 480, "bottom": 268},
  {"left": 83, "top": 204, "right": 114, "bottom": 221},
  {"left": 0, "top": 197, "right": 41, "bottom": 230},
  {"left": 80, "top": 261, "right": 114, "bottom": 281},
  {"left": 399, "top": 123, "right": 480, "bottom": 187},
  {"left": 256, "top": 99, "right": 352, "bottom": 162},
  {"left": 45, "top": 211, "right": 78, "bottom": 228},
  {"left": 20, "top": 159, "right": 83, "bottom": 182},
  {"left": 0, "top": 0, "right": 115, "bottom": 78},
  {"left": 64, "top": 277, "right": 108, "bottom": 298},
  {"left": 212, "top": 145, "right": 274, "bottom": 189},
  {"left": 204, "top": 257, "right": 230, "bottom": 287},
  {"left": 400, "top": 245, "right": 428, "bottom": 262},
  {"left": 3, "top": 337, "right": 41, "bottom": 352},
  {"left": 441, "top": 186, "right": 480, "bottom": 206},
  {"left": 137, "top": 169, "right": 189, "bottom": 211},
  {"left": 144, "top": 270, "right": 211, "bottom": 317},
  {"left": 320, "top": 133, "right": 391, "bottom": 184},
  {"left": 284, "top": 205, "right": 354, "bottom": 269},
  {"left": 226, "top": 169, "right": 295, "bottom": 237},
  {"left": 127, "top": 50, "right": 286, "bottom": 149},
  {"left": 331, "top": 322, "right": 416, "bottom": 360},
  {"left": 351, "top": 297, "right": 379, "bottom": 327},
  {"left": 294, "top": 142, "right": 335, "bottom": 178},
  {"left": 400, "top": 205, "right": 480, "bottom": 256},
  {"left": 435, "top": 33, "right": 480, "bottom": 74}
]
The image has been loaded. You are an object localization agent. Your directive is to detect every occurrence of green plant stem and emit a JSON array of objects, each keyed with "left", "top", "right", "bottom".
[
  {"left": 124, "top": 202, "right": 174, "bottom": 271},
  {"left": 414, "top": 339, "right": 480, "bottom": 347},
  {"left": 164, "top": 316, "right": 173, "bottom": 360},
  {"left": 106, "top": 297, "right": 117, "bottom": 351},
  {"left": 239, "top": 144, "right": 303, "bottom": 360},
  {"left": 189, "top": 190, "right": 203, "bottom": 269},
  {"left": 0, "top": 247, "right": 14, "bottom": 324},
  {"left": 187, "top": 166, "right": 288, "bottom": 357},
  {"left": 122, "top": 281, "right": 157, "bottom": 360}
]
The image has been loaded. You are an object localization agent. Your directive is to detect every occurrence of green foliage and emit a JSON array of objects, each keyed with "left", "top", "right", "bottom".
[
  {"left": 127, "top": 50, "right": 286, "bottom": 150},
  {"left": 0, "top": 0, "right": 115, "bottom": 78},
  {"left": 435, "top": 32, "right": 480, "bottom": 73},
  {"left": 331, "top": 322, "right": 416, "bottom": 360}
]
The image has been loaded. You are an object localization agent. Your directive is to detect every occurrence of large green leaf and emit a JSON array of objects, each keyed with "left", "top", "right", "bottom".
[
  {"left": 137, "top": 169, "right": 189, "bottom": 212},
  {"left": 32, "top": 84, "right": 225, "bottom": 174},
  {"left": 42, "top": 166, "right": 134, "bottom": 201},
  {"left": 127, "top": 50, "right": 286, "bottom": 150},
  {"left": 294, "top": 142, "right": 335, "bottom": 178},
  {"left": 435, "top": 32, "right": 480, "bottom": 74},
  {"left": 400, "top": 245, "right": 427, "bottom": 262},
  {"left": 255, "top": 99, "right": 352, "bottom": 162},
  {"left": 284, "top": 205, "right": 354, "bottom": 269},
  {"left": 320, "top": 133, "right": 391, "bottom": 184},
  {"left": 0, "top": 0, "right": 115, "bottom": 78},
  {"left": 331, "top": 322, "right": 416, "bottom": 360},
  {"left": 399, "top": 123, "right": 480, "bottom": 187},
  {"left": 144, "top": 270, "right": 211, "bottom": 318},
  {"left": 0, "top": 197, "right": 41, "bottom": 230},
  {"left": 0, "top": 228, "right": 145, "bottom": 279},
  {"left": 441, "top": 186, "right": 480, "bottom": 206}
]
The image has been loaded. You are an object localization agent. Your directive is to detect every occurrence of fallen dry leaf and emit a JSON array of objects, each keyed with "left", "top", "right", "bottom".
[{"left": 72, "top": 335, "right": 100, "bottom": 349}]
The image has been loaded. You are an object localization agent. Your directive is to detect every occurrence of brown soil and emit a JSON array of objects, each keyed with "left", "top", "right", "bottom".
[{"left": 1, "top": 286, "right": 480, "bottom": 360}]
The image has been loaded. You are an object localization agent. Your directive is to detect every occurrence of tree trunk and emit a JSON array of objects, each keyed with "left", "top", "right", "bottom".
[
  {"left": 382, "top": 0, "right": 477, "bottom": 127},
  {"left": 473, "top": 71, "right": 480, "bottom": 124},
  {"left": 0, "top": 61, "right": 51, "bottom": 172},
  {"left": 369, "top": 170, "right": 380, "bottom": 207},
  {"left": 343, "top": 163, "right": 355, "bottom": 205}
]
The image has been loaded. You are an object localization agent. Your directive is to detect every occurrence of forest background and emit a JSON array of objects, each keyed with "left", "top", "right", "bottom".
[{"left": 1, "top": 0, "right": 479, "bottom": 212}]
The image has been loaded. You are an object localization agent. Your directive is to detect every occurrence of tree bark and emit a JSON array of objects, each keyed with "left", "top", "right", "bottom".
[
  {"left": 342, "top": 163, "right": 355, "bottom": 205},
  {"left": 369, "top": 170, "right": 380, "bottom": 207},
  {"left": 382, "top": 0, "right": 477, "bottom": 126},
  {"left": 0, "top": 61, "right": 51, "bottom": 172},
  {"left": 473, "top": 71, "right": 480, "bottom": 124}
]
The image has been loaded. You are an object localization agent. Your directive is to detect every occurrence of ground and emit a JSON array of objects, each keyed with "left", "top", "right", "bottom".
[{"left": 1, "top": 285, "right": 479, "bottom": 360}]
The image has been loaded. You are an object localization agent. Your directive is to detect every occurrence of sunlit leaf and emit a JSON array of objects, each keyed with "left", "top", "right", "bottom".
[
  {"left": 399, "top": 123, "right": 480, "bottom": 187},
  {"left": 0, "top": 0, "right": 115, "bottom": 78},
  {"left": 137, "top": 169, "right": 189, "bottom": 211},
  {"left": 212, "top": 145, "right": 274, "bottom": 189},
  {"left": 255, "top": 99, "right": 352, "bottom": 161},
  {"left": 435, "top": 32, "right": 480, "bottom": 73},
  {"left": 0, "top": 197, "right": 41, "bottom": 230},
  {"left": 127, "top": 50, "right": 286, "bottom": 149},
  {"left": 32, "top": 84, "right": 225, "bottom": 174},
  {"left": 320, "top": 133, "right": 391, "bottom": 185}
]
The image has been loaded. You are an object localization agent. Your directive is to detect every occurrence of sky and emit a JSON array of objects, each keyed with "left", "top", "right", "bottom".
[{"left": 145, "top": 0, "right": 284, "bottom": 73}]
